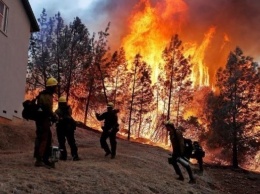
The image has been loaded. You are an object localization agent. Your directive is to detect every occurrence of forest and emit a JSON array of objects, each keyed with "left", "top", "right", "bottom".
[{"left": 26, "top": 9, "right": 260, "bottom": 170}]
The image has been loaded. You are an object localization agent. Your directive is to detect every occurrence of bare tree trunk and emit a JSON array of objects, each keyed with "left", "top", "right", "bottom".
[
  {"left": 166, "top": 59, "right": 174, "bottom": 145},
  {"left": 176, "top": 94, "right": 181, "bottom": 127},
  {"left": 96, "top": 62, "right": 108, "bottom": 103},
  {"left": 232, "top": 115, "right": 238, "bottom": 168},
  {"left": 66, "top": 45, "right": 74, "bottom": 101},
  {"left": 232, "top": 84, "right": 239, "bottom": 168},
  {"left": 84, "top": 77, "right": 94, "bottom": 125},
  {"left": 128, "top": 62, "right": 137, "bottom": 141},
  {"left": 137, "top": 87, "right": 144, "bottom": 138},
  {"left": 113, "top": 67, "right": 119, "bottom": 105},
  {"left": 56, "top": 30, "right": 61, "bottom": 98}
]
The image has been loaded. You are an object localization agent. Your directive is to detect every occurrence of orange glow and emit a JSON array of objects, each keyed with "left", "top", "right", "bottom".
[
  {"left": 187, "top": 27, "right": 216, "bottom": 87},
  {"left": 122, "top": 0, "right": 188, "bottom": 83},
  {"left": 121, "top": 0, "right": 231, "bottom": 88}
]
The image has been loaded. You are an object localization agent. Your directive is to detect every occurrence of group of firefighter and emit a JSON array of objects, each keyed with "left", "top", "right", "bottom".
[{"left": 33, "top": 77, "right": 205, "bottom": 184}]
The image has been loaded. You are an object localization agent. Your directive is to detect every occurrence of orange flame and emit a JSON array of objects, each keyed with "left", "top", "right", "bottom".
[
  {"left": 122, "top": 0, "right": 188, "bottom": 83},
  {"left": 121, "top": 0, "right": 233, "bottom": 88},
  {"left": 186, "top": 27, "right": 216, "bottom": 87}
]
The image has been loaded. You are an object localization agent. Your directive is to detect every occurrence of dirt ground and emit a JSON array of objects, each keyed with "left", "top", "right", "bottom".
[{"left": 0, "top": 119, "right": 259, "bottom": 194}]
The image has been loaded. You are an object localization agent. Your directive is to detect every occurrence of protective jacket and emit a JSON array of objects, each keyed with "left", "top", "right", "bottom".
[
  {"left": 37, "top": 90, "right": 56, "bottom": 120},
  {"left": 169, "top": 130, "right": 185, "bottom": 157},
  {"left": 96, "top": 110, "right": 119, "bottom": 132}
]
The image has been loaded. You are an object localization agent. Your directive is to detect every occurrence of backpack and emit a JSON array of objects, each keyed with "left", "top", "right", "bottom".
[
  {"left": 183, "top": 138, "right": 193, "bottom": 158},
  {"left": 22, "top": 95, "right": 40, "bottom": 121},
  {"left": 192, "top": 141, "right": 205, "bottom": 158}
]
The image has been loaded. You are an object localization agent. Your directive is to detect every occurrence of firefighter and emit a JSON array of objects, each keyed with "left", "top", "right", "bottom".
[
  {"left": 34, "top": 77, "right": 58, "bottom": 168},
  {"left": 165, "top": 121, "right": 196, "bottom": 184},
  {"left": 95, "top": 102, "right": 119, "bottom": 159},
  {"left": 55, "top": 96, "right": 79, "bottom": 161},
  {"left": 191, "top": 141, "right": 205, "bottom": 173},
  {"left": 184, "top": 139, "right": 205, "bottom": 173}
]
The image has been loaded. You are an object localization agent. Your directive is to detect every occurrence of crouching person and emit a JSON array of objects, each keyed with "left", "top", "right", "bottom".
[
  {"left": 55, "top": 96, "right": 79, "bottom": 161},
  {"left": 165, "top": 121, "right": 196, "bottom": 184}
]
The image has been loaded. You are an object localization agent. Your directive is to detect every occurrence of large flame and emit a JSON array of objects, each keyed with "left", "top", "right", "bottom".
[
  {"left": 121, "top": 0, "right": 229, "bottom": 87},
  {"left": 185, "top": 27, "right": 216, "bottom": 87},
  {"left": 122, "top": 0, "right": 188, "bottom": 83}
]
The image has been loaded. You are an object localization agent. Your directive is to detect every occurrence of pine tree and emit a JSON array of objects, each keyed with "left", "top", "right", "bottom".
[
  {"left": 214, "top": 47, "right": 260, "bottom": 167},
  {"left": 63, "top": 17, "right": 90, "bottom": 101},
  {"left": 52, "top": 12, "right": 65, "bottom": 97},
  {"left": 127, "top": 54, "right": 141, "bottom": 140},
  {"left": 27, "top": 9, "right": 55, "bottom": 91},
  {"left": 162, "top": 34, "right": 193, "bottom": 144},
  {"left": 127, "top": 54, "right": 154, "bottom": 139}
]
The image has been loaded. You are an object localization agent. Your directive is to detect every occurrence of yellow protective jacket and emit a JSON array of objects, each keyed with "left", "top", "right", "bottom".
[{"left": 37, "top": 90, "right": 55, "bottom": 118}]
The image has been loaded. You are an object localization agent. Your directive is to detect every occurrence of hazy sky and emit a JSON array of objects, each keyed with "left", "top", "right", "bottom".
[{"left": 28, "top": 0, "right": 138, "bottom": 50}]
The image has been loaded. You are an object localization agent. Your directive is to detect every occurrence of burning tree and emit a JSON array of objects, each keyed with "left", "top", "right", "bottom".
[
  {"left": 127, "top": 54, "right": 154, "bottom": 140},
  {"left": 209, "top": 47, "right": 260, "bottom": 168},
  {"left": 73, "top": 24, "right": 111, "bottom": 123},
  {"left": 162, "top": 34, "right": 193, "bottom": 144},
  {"left": 134, "top": 62, "right": 154, "bottom": 138},
  {"left": 105, "top": 48, "right": 131, "bottom": 133}
]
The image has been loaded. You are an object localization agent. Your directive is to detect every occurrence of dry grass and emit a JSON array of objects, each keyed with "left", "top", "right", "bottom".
[{"left": 0, "top": 119, "right": 259, "bottom": 194}]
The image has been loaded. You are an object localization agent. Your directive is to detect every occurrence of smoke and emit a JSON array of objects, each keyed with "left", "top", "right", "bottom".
[
  {"left": 29, "top": 0, "right": 260, "bottom": 61},
  {"left": 184, "top": 0, "right": 260, "bottom": 61},
  {"left": 95, "top": 0, "right": 260, "bottom": 62}
]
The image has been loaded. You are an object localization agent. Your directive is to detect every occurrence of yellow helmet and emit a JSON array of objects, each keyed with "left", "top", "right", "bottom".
[
  {"left": 46, "top": 77, "right": 58, "bottom": 87},
  {"left": 107, "top": 102, "right": 114, "bottom": 108},
  {"left": 58, "top": 96, "right": 67, "bottom": 103}
]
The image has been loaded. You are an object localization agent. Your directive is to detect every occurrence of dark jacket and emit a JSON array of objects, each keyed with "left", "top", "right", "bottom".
[
  {"left": 55, "top": 105, "right": 76, "bottom": 130},
  {"left": 55, "top": 105, "right": 72, "bottom": 120},
  {"left": 96, "top": 110, "right": 119, "bottom": 132},
  {"left": 169, "top": 129, "right": 185, "bottom": 157}
]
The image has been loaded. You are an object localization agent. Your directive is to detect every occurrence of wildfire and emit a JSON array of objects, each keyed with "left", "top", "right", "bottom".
[
  {"left": 186, "top": 27, "right": 216, "bottom": 87},
  {"left": 122, "top": 0, "right": 188, "bottom": 83},
  {"left": 121, "top": 0, "right": 229, "bottom": 88}
]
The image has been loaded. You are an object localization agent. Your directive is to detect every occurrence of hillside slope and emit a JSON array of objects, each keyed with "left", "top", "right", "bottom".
[{"left": 0, "top": 119, "right": 259, "bottom": 194}]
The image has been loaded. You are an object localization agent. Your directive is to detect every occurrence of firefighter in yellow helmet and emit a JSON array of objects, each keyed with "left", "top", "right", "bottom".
[
  {"left": 34, "top": 77, "right": 59, "bottom": 168},
  {"left": 55, "top": 96, "right": 79, "bottom": 161},
  {"left": 164, "top": 121, "right": 196, "bottom": 184},
  {"left": 95, "top": 102, "right": 119, "bottom": 159}
]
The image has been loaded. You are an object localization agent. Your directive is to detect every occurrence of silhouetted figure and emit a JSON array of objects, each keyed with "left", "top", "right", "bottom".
[
  {"left": 95, "top": 102, "right": 119, "bottom": 159},
  {"left": 165, "top": 121, "right": 196, "bottom": 184},
  {"left": 55, "top": 96, "right": 79, "bottom": 161},
  {"left": 183, "top": 139, "right": 205, "bottom": 173},
  {"left": 34, "top": 77, "right": 58, "bottom": 169}
]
